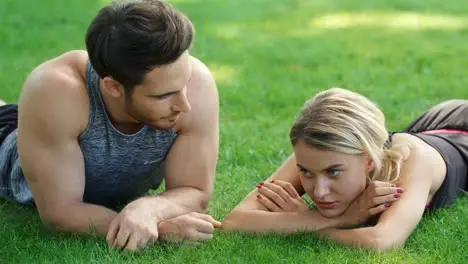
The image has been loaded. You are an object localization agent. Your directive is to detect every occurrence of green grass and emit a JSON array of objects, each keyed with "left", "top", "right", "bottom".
[{"left": 1, "top": 0, "right": 468, "bottom": 263}]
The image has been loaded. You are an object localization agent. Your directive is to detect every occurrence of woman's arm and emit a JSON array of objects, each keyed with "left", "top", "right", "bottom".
[
  {"left": 317, "top": 135, "right": 446, "bottom": 251},
  {"left": 222, "top": 210, "right": 342, "bottom": 234},
  {"left": 222, "top": 155, "right": 344, "bottom": 233},
  {"left": 223, "top": 154, "right": 402, "bottom": 234}
]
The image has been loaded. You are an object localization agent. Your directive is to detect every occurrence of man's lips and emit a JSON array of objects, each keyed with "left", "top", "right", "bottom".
[{"left": 165, "top": 113, "right": 180, "bottom": 120}]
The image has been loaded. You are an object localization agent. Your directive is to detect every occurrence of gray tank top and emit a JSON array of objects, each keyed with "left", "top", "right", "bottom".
[{"left": 0, "top": 62, "right": 177, "bottom": 209}]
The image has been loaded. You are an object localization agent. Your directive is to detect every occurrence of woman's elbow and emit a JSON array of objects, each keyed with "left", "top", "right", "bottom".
[
  {"left": 368, "top": 229, "right": 406, "bottom": 252},
  {"left": 373, "top": 237, "right": 405, "bottom": 252}
]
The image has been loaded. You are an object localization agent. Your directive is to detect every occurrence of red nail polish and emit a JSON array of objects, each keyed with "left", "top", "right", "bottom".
[
  {"left": 385, "top": 203, "right": 391, "bottom": 208},
  {"left": 257, "top": 185, "right": 262, "bottom": 189},
  {"left": 394, "top": 193, "right": 401, "bottom": 198},
  {"left": 259, "top": 182, "right": 264, "bottom": 186},
  {"left": 257, "top": 195, "right": 262, "bottom": 199},
  {"left": 397, "top": 188, "right": 404, "bottom": 193},
  {"left": 270, "top": 180, "right": 275, "bottom": 183}
]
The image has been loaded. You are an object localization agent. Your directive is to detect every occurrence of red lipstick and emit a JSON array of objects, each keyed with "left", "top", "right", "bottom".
[{"left": 315, "top": 201, "right": 336, "bottom": 209}]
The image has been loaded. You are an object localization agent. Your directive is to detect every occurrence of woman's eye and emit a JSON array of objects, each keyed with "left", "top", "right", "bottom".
[
  {"left": 328, "top": 169, "right": 341, "bottom": 177},
  {"left": 300, "top": 169, "right": 312, "bottom": 178}
]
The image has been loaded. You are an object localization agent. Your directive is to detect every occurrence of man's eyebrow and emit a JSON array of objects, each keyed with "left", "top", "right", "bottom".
[{"left": 149, "top": 90, "right": 179, "bottom": 98}]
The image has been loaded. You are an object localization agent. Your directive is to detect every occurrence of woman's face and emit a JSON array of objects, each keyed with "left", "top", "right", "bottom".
[{"left": 293, "top": 140, "right": 372, "bottom": 218}]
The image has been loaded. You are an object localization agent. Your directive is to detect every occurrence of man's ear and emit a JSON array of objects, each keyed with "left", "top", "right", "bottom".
[{"left": 101, "top": 76, "right": 124, "bottom": 98}]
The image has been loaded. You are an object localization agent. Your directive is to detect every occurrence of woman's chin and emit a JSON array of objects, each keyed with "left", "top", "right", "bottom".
[{"left": 316, "top": 207, "right": 345, "bottom": 218}]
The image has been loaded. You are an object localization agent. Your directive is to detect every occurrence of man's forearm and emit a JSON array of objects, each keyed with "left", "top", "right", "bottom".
[
  {"left": 45, "top": 203, "right": 117, "bottom": 237},
  {"left": 146, "top": 187, "right": 210, "bottom": 222},
  {"left": 222, "top": 209, "right": 342, "bottom": 234}
]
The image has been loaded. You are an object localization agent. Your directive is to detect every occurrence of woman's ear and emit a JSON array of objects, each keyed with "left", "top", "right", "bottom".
[{"left": 364, "top": 153, "right": 376, "bottom": 174}]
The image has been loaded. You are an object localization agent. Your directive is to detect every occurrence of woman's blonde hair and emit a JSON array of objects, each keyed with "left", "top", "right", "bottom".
[{"left": 289, "top": 88, "right": 407, "bottom": 182}]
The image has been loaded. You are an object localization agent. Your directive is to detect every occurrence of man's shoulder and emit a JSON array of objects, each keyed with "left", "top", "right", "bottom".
[
  {"left": 175, "top": 56, "right": 219, "bottom": 134},
  {"left": 23, "top": 50, "right": 88, "bottom": 93},
  {"left": 188, "top": 56, "right": 216, "bottom": 92},
  {"left": 19, "top": 50, "right": 90, "bottom": 136}
]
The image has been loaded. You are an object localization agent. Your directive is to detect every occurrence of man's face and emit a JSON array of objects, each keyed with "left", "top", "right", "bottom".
[{"left": 125, "top": 51, "right": 193, "bottom": 130}]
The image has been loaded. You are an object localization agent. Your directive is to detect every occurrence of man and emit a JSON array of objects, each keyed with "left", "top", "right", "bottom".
[{"left": 0, "top": 0, "right": 220, "bottom": 252}]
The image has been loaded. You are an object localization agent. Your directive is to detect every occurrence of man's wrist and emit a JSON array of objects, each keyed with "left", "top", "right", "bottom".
[{"left": 128, "top": 196, "right": 166, "bottom": 223}]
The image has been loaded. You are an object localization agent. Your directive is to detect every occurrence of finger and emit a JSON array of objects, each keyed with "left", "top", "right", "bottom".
[
  {"left": 257, "top": 184, "right": 287, "bottom": 208},
  {"left": 147, "top": 227, "right": 159, "bottom": 244},
  {"left": 197, "top": 232, "right": 214, "bottom": 241},
  {"left": 371, "top": 181, "right": 394, "bottom": 188},
  {"left": 147, "top": 235, "right": 158, "bottom": 246},
  {"left": 189, "top": 231, "right": 213, "bottom": 241},
  {"left": 257, "top": 194, "right": 281, "bottom": 212},
  {"left": 124, "top": 233, "right": 140, "bottom": 252},
  {"left": 264, "top": 182, "right": 294, "bottom": 202},
  {"left": 213, "top": 221, "right": 222, "bottom": 228},
  {"left": 369, "top": 202, "right": 392, "bottom": 216},
  {"left": 271, "top": 180, "right": 300, "bottom": 198},
  {"left": 192, "top": 218, "right": 215, "bottom": 234},
  {"left": 375, "top": 186, "right": 404, "bottom": 196},
  {"left": 191, "top": 213, "right": 222, "bottom": 228},
  {"left": 371, "top": 193, "right": 402, "bottom": 207},
  {"left": 138, "top": 226, "right": 158, "bottom": 249},
  {"left": 114, "top": 227, "right": 131, "bottom": 249},
  {"left": 138, "top": 235, "right": 151, "bottom": 249},
  {"left": 106, "top": 218, "right": 120, "bottom": 247}
]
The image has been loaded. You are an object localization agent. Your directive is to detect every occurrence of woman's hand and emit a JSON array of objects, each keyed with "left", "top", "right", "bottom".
[
  {"left": 340, "top": 181, "right": 403, "bottom": 227},
  {"left": 255, "top": 180, "right": 309, "bottom": 212}
]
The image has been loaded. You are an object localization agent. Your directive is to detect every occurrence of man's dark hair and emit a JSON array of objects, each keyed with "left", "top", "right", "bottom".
[{"left": 85, "top": 0, "right": 194, "bottom": 95}]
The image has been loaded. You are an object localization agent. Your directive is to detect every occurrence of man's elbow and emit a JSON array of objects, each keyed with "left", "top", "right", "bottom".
[
  {"left": 198, "top": 190, "right": 213, "bottom": 213},
  {"left": 39, "top": 211, "right": 71, "bottom": 232},
  {"left": 38, "top": 204, "right": 79, "bottom": 232}
]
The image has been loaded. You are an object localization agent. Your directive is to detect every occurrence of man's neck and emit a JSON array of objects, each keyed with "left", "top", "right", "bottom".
[{"left": 99, "top": 80, "right": 144, "bottom": 134}]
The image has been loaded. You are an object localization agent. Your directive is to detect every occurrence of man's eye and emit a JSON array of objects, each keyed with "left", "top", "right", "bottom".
[{"left": 156, "top": 94, "right": 171, "bottom": 99}]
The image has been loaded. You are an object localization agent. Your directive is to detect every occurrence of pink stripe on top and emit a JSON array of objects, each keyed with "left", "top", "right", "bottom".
[{"left": 420, "top": 129, "right": 468, "bottom": 135}]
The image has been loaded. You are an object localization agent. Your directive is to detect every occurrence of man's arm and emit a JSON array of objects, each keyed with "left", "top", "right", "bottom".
[
  {"left": 147, "top": 58, "right": 219, "bottom": 222},
  {"left": 18, "top": 61, "right": 117, "bottom": 236},
  {"left": 104, "top": 58, "right": 220, "bottom": 250}
]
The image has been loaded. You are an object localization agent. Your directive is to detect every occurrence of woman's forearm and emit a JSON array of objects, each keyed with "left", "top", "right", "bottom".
[
  {"left": 316, "top": 226, "right": 396, "bottom": 251},
  {"left": 222, "top": 209, "right": 342, "bottom": 234},
  {"left": 222, "top": 209, "right": 397, "bottom": 251}
]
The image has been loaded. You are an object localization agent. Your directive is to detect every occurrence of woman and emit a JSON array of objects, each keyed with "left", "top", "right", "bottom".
[{"left": 222, "top": 88, "right": 467, "bottom": 251}]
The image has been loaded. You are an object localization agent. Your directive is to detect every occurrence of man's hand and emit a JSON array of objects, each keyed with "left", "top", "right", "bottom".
[
  {"left": 106, "top": 198, "right": 160, "bottom": 252},
  {"left": 340, "top": 181, "right": 403, "bottom": 227},
  {"left": 255, "top": 180, "right": 309, "bottom": 212},
  {"left": 158, "top": 212, "right": 221, "bottom": 242}
]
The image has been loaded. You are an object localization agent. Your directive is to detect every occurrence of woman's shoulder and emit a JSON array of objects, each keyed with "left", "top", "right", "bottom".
[
  {"left": 391, "top": 133, "right": 443, "bottom": 163},
  {"left": 390, "top": 132, "right": 446, "bottom": 188}
]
